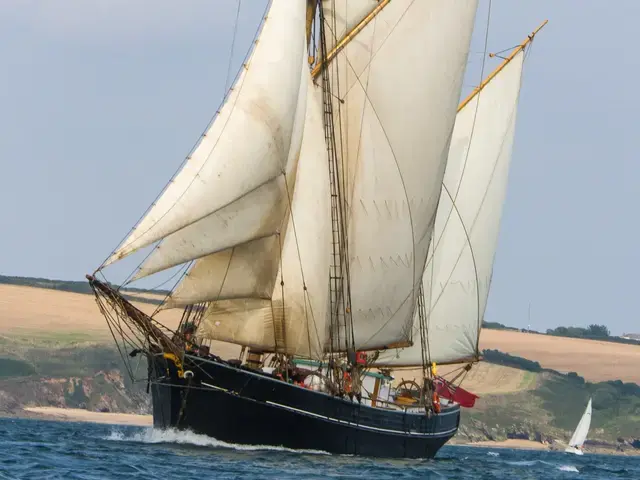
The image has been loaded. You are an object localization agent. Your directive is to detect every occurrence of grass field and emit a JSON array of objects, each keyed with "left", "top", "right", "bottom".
[
  {"left": 480, "top": 329, "right": 640, "bottom": 384},
  {"left": 1, "top": 283, "right": 638, "bottom": 388}
]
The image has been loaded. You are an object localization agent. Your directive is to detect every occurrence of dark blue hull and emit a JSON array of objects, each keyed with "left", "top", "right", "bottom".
[{"left": 150, "top": 354, "right": 460, "bottom": 458}]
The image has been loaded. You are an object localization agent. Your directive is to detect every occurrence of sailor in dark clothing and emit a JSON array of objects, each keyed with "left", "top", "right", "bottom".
[{"left": 182, "top": 322, "right": 197, "bottom": 353}]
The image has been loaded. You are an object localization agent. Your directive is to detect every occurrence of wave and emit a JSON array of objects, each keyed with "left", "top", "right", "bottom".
[
  {"left": 557, "top": 465, "right": 579, "bottom": 472},
  {"left": 104, "top": 427, "right": 330, "bottom": 455}
]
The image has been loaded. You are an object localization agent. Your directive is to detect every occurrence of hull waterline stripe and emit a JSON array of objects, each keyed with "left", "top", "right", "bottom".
[{"left": 265, "top": 401, "right": 458, "bottom": 438}]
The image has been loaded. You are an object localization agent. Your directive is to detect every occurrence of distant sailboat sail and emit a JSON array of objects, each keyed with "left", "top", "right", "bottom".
[{"left": 565, "top": 398, "right": 592, "bottom": 455}]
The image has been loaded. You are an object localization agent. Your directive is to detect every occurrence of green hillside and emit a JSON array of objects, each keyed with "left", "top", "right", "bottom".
[{"left": 459, "top": 351, "right": 640, "bottom": 445}]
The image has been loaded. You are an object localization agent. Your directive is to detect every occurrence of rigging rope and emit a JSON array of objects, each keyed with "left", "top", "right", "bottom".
[{"left": 224, "top": 1, "right": 243, "bottom": 94}]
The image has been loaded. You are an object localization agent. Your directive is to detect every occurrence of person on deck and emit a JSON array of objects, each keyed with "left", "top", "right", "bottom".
[{"left": 182, "top": 323, "right": 197, "bottom": 353}]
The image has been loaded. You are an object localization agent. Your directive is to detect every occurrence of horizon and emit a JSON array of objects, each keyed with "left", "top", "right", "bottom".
[{"left": 2, "top": 1, "right": 639, "bottom": 336}]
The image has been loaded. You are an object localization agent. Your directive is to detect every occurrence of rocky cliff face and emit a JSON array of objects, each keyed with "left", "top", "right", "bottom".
[{"left": 452, "top": 418, "right": 640, "bottom": 453}]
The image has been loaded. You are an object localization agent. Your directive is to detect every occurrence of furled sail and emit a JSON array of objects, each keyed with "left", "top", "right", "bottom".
[
  {"left": 102, "top": 0, "right": 308, "bottom": 268},
  {"left": 375, "top": 49, "right": 526, "bottom": 366},
  {"left": 178, "top": 77, "right": 331, "bottom": 359},
  {"left": 323, "top": 0, "right": 479, "bottom": 350}
]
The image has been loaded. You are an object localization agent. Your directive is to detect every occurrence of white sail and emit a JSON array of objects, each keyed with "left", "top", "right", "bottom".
[
  {"left": 321, "top": 0, "right": 380, "bottom": 52},
  {"left": 130, "top": 53, "right": 310, "bottom": 281},
  {"left": 567, "top": 398, "right": 592, "bottom": 450},
  {"left": 188, "top": 78, "right": 331, "bottom": 359},
  {"left": 375, "top": 49, "right": 526, "bottom": 366},
  {"left": 324, "top": 0, "right": 479, "bottom": 350},
  {"left": 102, "top": 0, "right": 308, "bottom": 267}
]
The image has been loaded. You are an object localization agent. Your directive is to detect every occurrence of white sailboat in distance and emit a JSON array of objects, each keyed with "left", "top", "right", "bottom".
[{"left": 565, "top": 398, "right": 592, "bottom": 455}]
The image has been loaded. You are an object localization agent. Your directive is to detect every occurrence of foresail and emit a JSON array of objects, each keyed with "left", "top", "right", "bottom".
[
  {"left": 191, "top": 78, "right": 331, "bottom": 359},
  {"left": 130, "top": 54, "right": 309, "bottom": 281},
  {"left": 102, "top": 0, "right": 307, "bottom": 268},
  {"left": 569, "top": 398, "right": 592, "bottom": 447},
  {"left": 374, "top": 50, "right": 526, "bottom": 366},
  {"left": 326, "top": 0, "right": 478, "bottom": 350},
  {"left": 163, "top": 236, "right": 282, "bottom": 308}
]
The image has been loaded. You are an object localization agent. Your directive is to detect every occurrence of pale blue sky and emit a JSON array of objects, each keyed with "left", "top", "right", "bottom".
[{"left": 1, "top": 1, "right": 638, "bottom": 335}]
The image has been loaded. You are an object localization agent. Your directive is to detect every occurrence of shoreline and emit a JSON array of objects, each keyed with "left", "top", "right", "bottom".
[
  {"left": 461, "top": 439, "right": 550, "bottom": 451},
  {"left": 456, "top": 439, "right": 640, "bottom": 457},
  {"left": 10, "top": 408, "right": 640, "bottom": 457},
  {"left": 21, "top": 407, "right": 152, "bottom": 427}
]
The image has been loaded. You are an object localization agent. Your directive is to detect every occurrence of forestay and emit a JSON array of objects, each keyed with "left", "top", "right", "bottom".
[
  {"left": 375, "top": 50, "right": 526, "bottom": 366},
  {"left": 323, "top": 0, "right": 479, "bottom": 351}
]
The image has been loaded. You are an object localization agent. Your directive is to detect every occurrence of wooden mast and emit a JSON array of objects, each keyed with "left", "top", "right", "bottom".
[
  {"left": 311, "top": 0, "right": 391, "bottom": 78},
  {"left": 306, "top": 0, "right": 318, "bottom": 47},
  {"left": 458, "top": 20, "right": 548, "bottom": 112}
]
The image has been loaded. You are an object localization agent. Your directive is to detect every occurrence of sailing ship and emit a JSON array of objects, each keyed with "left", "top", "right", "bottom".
[
  {"left": 565, "top": 398, "right": 592, "bottom": 455},
  {"left": 87, "top": 1, "right": 546, "bottom": 458}
]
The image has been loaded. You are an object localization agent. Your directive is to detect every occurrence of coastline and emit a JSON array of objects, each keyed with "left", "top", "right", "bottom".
[
  {"left": 462, "top": 439, "right": 550, "bottom": 451},
  {"left": 458, "top": 439, "right": 640, "bottom": 457},
  {"left": 20, "top": 407, "right": 152, "bottom": 427},
  {"left": 9, "top": 407, "right": 639, "bottom": 457}
]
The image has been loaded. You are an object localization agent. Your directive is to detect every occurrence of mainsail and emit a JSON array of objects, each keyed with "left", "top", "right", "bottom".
[
  {"left": 322, "top": 0, "right": 479, "bottom": 351},
  {"left": 568, "top": 398, "right": 592, "bottom": 449},
  {"left": 376, "top": 46, "right": 527, "bottom": 367}
]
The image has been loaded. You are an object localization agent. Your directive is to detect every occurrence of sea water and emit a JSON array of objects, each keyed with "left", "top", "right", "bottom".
[{"left": 0, "top": 417, "right": 638, "bottom": 479}]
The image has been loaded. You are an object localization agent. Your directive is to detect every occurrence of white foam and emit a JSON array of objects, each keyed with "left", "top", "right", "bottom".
[
  {"left": 558, "top": 465, "right": 579, "bottom": 473},
  {"left": 487, "top": 452, "right": 499, "bottom": 457},
  {"left": 105, "top": 427, "right": 330, "bottom": 455}
]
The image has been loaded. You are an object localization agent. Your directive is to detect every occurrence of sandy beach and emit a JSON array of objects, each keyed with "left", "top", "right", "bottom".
[
  {"left": 23, "top": 407, "right": 152, "bottom": 427},
  {"left": 464, "top": 439, "right": 550, "bottom": 450},
  {"left": 461, "top": 439, "right": 640, "bottom": 456}
]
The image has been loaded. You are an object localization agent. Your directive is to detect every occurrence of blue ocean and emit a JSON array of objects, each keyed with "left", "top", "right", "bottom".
[{"left": 0, "top": 418, "right": 637, "bottom": 479}]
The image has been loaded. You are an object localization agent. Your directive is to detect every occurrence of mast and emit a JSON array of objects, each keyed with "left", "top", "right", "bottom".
[
  {"left": 316, "top": 1, "right": 356, "bottom": 368},
  {"left": 311, "top": 0, "right": 391, "bottom": 78},
  {"left": 306, "top": 0, "right": 317, "bottom": 46}
]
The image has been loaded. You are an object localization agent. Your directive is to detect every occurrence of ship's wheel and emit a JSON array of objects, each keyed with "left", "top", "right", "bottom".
[{"left": 394, "top": 379, "right": 422, "bottom": 406}]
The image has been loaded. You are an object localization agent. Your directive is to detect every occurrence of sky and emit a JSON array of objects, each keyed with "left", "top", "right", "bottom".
[{"left": 1, "top": 1, "right": 638, "bottom": 336}]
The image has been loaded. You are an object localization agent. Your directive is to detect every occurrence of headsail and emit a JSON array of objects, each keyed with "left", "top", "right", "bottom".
[
  {"left": 177, "top": 77, "right": 331, "bottom": 359},
  {"left": 568, "top": 398, "right": 592, "bottom": 448},
  {"left": 375, "top": 45, "right": 527, "bottom": 366},
  {"left": 322, "top": 0, "right": 479, "bottom": 351},
  {"left": 102, "top": 0, "right": 308, "bottom": 268},
  {"left": 130, "top": 54, "right": 310, "bottom": 281}
]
